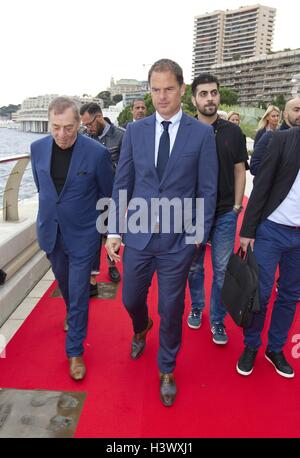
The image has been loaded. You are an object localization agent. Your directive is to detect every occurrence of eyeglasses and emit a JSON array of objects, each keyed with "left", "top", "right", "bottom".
[{"left": 82, "top": 114, "right": 99, "bottom": 128}]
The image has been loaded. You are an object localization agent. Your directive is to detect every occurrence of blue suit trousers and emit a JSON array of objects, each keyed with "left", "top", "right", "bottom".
[
  {"left": 47, "top": 230, "right": 94, "bottom": 357},
  {"left": 122, "top": 234, "right": 196, "bottom": 373}
]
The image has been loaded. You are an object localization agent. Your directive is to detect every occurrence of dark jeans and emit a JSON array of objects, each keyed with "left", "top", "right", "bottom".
[
  {"left": 244, "top": 219, "right": 300, "bottom": 352},
  {"left": 188, "top": 210, "right": 238, "bottom": 325}
]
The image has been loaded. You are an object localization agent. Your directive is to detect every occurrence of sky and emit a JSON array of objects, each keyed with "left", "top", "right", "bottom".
[{"left": 1, "top": 0, "right": 299, "bottom": 106}]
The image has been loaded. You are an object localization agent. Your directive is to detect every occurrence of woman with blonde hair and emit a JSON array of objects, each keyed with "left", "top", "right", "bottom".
[
  {"left": 254, "top": 105, "right": 280, "bottom": 146},
  {"left": 228, "top": 111, "right": 241, "bottom": 125}
]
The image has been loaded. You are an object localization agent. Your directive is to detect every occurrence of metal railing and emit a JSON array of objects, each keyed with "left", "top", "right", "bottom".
[{"left": 0, "top": 154, "right": 36, "bottom": 221}]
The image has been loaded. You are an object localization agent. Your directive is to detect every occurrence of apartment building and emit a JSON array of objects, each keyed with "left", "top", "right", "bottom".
[
  {"left": 212, "top": 49, "right": 300, "bottom": 106},
  {"left": 192, "top": 4, "right": 276, "bottom": 77}
]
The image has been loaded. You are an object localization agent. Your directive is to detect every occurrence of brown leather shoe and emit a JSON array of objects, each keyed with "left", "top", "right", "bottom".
[
  {"left": 69, "top": 356, "right": 86, "bottom": 381},
  {"left": 159, "top": 372, "right": 177, "bottom": 407},
  {"left": 63, "top": 318, "right": 69, "bottom": 332},
  {"left": 131, "top": 317, "right": 153, "bottom": 359}
]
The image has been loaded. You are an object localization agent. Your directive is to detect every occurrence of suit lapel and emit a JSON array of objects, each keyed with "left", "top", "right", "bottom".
[
  {"left": 45, "top": 136, "right": 59, "bottom": 196},
  {"left": 143, "top": 114, "right": 159, "bottom": 182}
]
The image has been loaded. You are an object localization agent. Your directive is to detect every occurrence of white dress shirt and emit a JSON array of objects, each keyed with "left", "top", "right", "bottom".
[{"left": 268, "top": 169, "right": 300, "bottom": 226}]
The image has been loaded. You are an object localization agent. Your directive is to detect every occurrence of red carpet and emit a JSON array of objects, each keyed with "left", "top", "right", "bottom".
[{"left": 1, "top": 206, "right": 300, "bottom": 438}]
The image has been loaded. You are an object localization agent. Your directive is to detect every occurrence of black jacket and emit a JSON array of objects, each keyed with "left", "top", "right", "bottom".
[
  {"left": 89, "top": 123, "right": 125, "bottom": 170},
  {"left": 250, "top": 121, "right": 290, "bottom": 176},
  {"left": 240, "top": 127, "right": 300, "bottom": 238}
]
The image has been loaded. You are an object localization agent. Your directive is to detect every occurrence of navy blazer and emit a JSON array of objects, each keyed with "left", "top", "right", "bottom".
[
  {"left": 108, "top": 112, "right": 218, "bottom": 252},
  {"left": 31, "top": 133, "right": 114, "bottom": 257}
]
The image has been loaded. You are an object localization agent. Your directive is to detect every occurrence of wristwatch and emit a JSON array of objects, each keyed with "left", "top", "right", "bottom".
[{"left": 233, "top": 204, "right": 243, "bottom": 213}]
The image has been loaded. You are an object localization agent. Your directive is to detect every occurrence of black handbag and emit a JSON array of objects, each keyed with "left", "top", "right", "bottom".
[{"left": 221, "top": 246, "right": 260, "bottom": 328}]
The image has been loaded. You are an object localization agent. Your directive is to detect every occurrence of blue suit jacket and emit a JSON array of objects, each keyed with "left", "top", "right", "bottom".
[
  {"left": 31, "top": 133, "right": 114, "bottom": 257},
  {"left": 108, "top": 112, "right": 218, "bottom": 252}
]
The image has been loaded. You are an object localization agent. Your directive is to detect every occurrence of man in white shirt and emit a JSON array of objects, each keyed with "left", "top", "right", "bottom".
[{"left": 237, "top": 126, "right": 300, "bottom": 379}]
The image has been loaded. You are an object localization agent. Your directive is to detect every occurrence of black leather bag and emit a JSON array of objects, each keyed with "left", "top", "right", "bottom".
[{"left": 221, "top": 246, "right": 260, "bottom": 328}]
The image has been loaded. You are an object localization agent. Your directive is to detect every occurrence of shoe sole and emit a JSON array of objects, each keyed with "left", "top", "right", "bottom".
[
  {"left": 236, "top": 363, "right": 253, "bottom": 376},
  {"left": 187, "top": 321, "right": 201, "bottom": 329},
  {"left": 212, "top": 337, "right": 228, "bottom": 345},
  {"left": 265, "top": 354, "right": 294, "bottom": 378}
]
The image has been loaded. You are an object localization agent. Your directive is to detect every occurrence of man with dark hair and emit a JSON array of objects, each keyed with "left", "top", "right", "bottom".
[
  {"left": 187, "top": 73, "right": 248, "bottom": 344},
  {"left": 106, "top": 59, "right": 218, "bottom": 406},
  {"left": 132, "top": 99, "right": 147, "bottom": 121},
  {"left": 31, "top": 97, "right": 114, "bottom": 380},
  {"left": 80, "top": 103, "right": 124, "bottom": 171},
  {"left": 80, "top": 102, "right": 125, "bottom": 291},
  {"left": 122, "top": 99, "right": 147, "bottom": 128}
]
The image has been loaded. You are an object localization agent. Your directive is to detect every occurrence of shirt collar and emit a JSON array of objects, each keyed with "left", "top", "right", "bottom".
[
  {"left": 156, "top": 108, "right": 182, "bottom": 127},
  {"left": 98, "top": 121, "right": 110, "bottom": 140}
]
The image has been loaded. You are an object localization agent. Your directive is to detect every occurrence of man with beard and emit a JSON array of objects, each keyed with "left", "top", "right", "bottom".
[
  {"left": 187, "top": 74, "right": 248, "bottom": 344},
  {"left": 250, "top": 97, "right": 300, "bottom": 176}
]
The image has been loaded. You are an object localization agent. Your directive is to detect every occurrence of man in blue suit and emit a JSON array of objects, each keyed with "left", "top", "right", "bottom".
[
  {"left": 31, "top": 97, "right": 114, "bottom": 380},
  {"left": 106, "top": 59, "right": 218, "bottom": 406}
]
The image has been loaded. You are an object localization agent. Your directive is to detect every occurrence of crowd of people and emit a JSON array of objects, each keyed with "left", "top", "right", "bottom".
[{"left": 30, "top": 58, "right": 300, "bottom": 407}]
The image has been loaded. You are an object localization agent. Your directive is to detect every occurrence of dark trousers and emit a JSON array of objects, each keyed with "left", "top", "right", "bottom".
[
  {"left": 47, "top": 230, "right": 94, "bottom": 357},
  {"left": 123, "top": 235, "right": 195, "bottom": 373},
  {"left": 244, "top": 219, "right": 300, "bottom": 352}
]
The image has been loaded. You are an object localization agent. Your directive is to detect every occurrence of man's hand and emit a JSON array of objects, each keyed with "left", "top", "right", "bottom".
[
  {"left": 240, "top": 236, "right": 255, "bottom": 252},
  {"left": 105, "top": 237, "right": 122, "bottom": 263}
]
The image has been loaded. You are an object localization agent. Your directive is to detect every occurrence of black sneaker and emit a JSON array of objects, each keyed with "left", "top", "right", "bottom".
[
  {"left": 265, "top": 350, "right": 294, "bottom": 378},
  {"left": 211, "top": 323, "right": 228, "bottom": 345},
  {"left": 236, "top": 347, "right": 258, "bottom": 376},
  {"left": 89, "top": 282, "right": 98, "bottom": 297},
  {"left": 187, "top": 309, "right": 202, "bottom": 329}
]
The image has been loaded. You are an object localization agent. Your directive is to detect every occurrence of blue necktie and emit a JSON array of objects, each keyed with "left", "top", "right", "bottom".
[{"left": 156, "top": 121, "right": 171, "bottom": 181}]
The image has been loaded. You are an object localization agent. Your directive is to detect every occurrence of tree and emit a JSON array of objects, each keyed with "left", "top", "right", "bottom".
[
  {"left": 0, "top": 104, "right": 21, "bottom": 119},
  {"left": 181, "top": 84, "right": 196, "bottom": 116},
  {"left": 113, "top": 94, "right": 123, "bottom": 104},
  {"left": 143, "top": 93, "right": 155, "bottom": 115},
  {"left": 96, "top": 91, "right": 112, "bottom": 108},
  {"left": 117, "top": 105, "right": 132, "bottom": 126},
  {"left": 271, "top": 94, "right": 285, "bottom": 111},
  {"left": 219, "top": 87, "right": 239, "bottom": 105}
]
